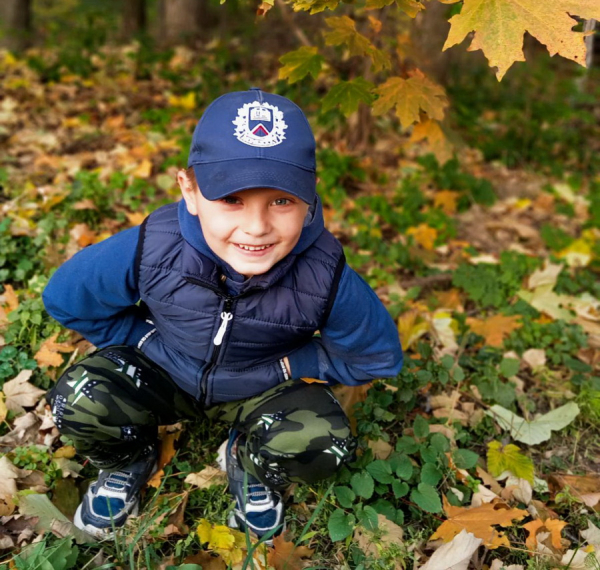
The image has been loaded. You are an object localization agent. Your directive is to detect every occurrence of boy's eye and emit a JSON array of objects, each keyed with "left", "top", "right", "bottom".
[
  {"left": 273, "top": 198, "right": 291, "bottom": 206},
  {"left": 222, "top": 196, "right": 240, "bottom": 205}
]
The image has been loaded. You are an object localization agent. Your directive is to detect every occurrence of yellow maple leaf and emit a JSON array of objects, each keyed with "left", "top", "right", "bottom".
[
  {"left": 196, "top": 519, "right": 247, "bottom": 565},
  {"left": 432, "top": 189, "right": 460, "bottom": 215},
  {"left": 324, "top": 16, "right": 373, "bottom": 57},
  {"left": 466, "top": 314, "right": 522, "bottom": 348},
  {"left": 397, "top": 309, "right": 430, "bottom": 350},
  {"left": 410, "top": 120, "right": 454, "bottom": 165},
  {"left": 487, "top": 441, "right": 534, "bottom": 484},
  {"left": 406, "top": 223, "right": 438, "bottom": 250},
  {"left": 557, "top": 238, "right": 592, "bottom": 267},
  {"left": 168, "top": 91, "right": 197, "bottom": 110},
  {"left": 443, "top": 0, "right": 600, "bottom": 80},
  {"left": 373, "top": 71, "right": 448, "bottom": 128},
  {"left": 431, "top": 496, "right": 528, "bottom": 549}
]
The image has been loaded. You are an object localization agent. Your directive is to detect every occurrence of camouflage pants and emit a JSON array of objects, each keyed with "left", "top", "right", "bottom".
[{"left": 46, "top": 346, "right": 356, "bottom": 487}]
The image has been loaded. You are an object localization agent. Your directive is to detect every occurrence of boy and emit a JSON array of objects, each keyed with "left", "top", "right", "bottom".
[{"left": 43, "top": 89, "right": 403, "bottom": 540}]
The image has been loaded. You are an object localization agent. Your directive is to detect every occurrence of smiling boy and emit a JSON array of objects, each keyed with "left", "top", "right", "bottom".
[{"left": 43, "top": 89, "right": 403, "bottom": 540}]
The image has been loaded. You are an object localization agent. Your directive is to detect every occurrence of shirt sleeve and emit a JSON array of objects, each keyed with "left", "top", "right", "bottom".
[
  {"left": 42, "top": 226, "right": 155, "bottom": 348},
  {"left": 286, "top": 264, "right": 403, "bottom": 385}
]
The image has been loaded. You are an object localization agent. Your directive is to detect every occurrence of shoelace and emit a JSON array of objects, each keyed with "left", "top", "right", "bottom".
[
  {"left": 103, "top": 471, "right": 134, "bottom": 492},
  {"left": 247, "top": 482, "right": 273, "bottom": 502}
]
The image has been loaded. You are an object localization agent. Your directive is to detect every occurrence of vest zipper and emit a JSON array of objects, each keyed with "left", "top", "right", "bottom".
[{"left": 200, "top": 298, "right": 233, "bottom": 405}]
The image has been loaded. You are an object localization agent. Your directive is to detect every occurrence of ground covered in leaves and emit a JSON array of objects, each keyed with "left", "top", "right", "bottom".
[{"left": 1, "top": 41, "right": 600, "bottom": 570}]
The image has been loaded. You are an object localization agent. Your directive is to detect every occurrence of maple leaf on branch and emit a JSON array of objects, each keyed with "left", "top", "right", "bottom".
[
  {"left": 322, "top": 78, "right": 375, "bottom": 117},
  {"left": 372, "top": 70, "right": 448, "bottom": 128},
  {"left": 279, "top": 47, "right": 324, "bottom": 84},
  {"left": 291, "top": 0, "right": 339, "bottom": 14},
  {"left": 443, "top": 0, "right": 600, "bottom": 80},
  {"left": 324, "top": 16, "right": 373, "bottom": 56},
  {"left": 365, "top": 0, "right": 426, "bottom": 18}
]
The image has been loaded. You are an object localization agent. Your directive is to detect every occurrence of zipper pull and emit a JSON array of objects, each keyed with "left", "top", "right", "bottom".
[{"left": 213, "top": 312, "right": 233, "bottom": 346}]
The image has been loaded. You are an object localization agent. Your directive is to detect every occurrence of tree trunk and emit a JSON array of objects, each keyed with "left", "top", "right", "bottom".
[
  {"left": 122, "top": 0, "right": 147, "bottom": 40},
  {"left": 0, "top": 0, "right": 32, "bottom": 52},
  {"left": 158, "top": 0, "right": 205, "bottom": 45}
]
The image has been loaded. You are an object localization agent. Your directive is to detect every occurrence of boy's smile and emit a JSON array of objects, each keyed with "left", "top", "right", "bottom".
[{"left": 179, "top": 174, "right": 310, "bottom": 278}]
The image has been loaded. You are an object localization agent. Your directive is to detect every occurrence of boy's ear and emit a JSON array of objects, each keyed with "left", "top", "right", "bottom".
[{"left": 178, "top": 169, "right": 199, "bottom": 216}]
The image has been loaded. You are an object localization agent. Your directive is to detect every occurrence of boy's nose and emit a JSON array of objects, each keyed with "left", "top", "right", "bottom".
[{"left": 242, "top": 211, "right": 271, "bottom": 237}]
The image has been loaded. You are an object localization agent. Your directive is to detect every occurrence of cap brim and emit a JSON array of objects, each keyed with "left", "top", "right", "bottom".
[{"left": 192, "top": 159, "right": 316, "bottom": 204}]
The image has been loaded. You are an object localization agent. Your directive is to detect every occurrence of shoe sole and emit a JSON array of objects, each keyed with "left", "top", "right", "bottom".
[{"left": 73, "top": 503, "right": 140, "bottom": 541}]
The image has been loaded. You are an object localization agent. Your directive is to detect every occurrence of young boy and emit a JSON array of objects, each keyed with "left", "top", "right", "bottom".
[{"left": 42, "top": 89, "right": 403, "bottom": 540}]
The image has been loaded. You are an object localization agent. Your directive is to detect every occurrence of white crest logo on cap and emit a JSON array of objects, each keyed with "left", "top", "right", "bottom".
[{"left": 233, "top": 101, "right": 287, "bottom": 147}]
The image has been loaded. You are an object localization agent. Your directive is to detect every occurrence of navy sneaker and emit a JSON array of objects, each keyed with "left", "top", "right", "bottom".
[
  {"left": 220, "top": 431, "right": 285, "bottom": 542},
  {"left": 74, "top": 444, "right": 158, "bottom": 539}
]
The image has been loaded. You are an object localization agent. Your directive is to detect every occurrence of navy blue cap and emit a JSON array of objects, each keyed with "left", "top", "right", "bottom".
[{"left": 188, "top": 89, "right": 316, "bottom": 204}]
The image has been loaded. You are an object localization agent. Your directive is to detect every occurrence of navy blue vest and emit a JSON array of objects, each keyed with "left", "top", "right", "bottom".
[{"left": 136, "top": 203, "right": 345, "bottom": 405}]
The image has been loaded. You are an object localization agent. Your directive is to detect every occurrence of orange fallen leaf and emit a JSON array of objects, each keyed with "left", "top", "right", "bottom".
[
  {"left": 268, "top": 533, "right": 314, "bottom": 570},
  {"left": 430, "top": 496, "right": 528, "bottom": 549},
  {"left": 70, "top": 223, "right": 97, "bottom": 248},
  {"left": 407, "top": 223, "right": 438, "bottom": 251},
  {"left": 433, "top": 289, "right": 464, "bottom": 312},
  {"left": 300, "top": 377, "right": 327, "bottom": 384},
  {"left": 34, "top": 334, "right": 76, "bottom": 368},
  {"left": 126, "top": 212, "right": 147, "bottom": 226},
  {"left": 132, "top": 159, "right": 153, "bottom": 179},
  {"left": 1, "top": 284, "right": 19, "bottom": 313},
  {"left": 466, "top": 314, "right": 522, "bottom": 348},
  {"left": 523, "top": 518, "right": 567, "bottom": 551},
  {"left": 433, "top": 190, "right": 461, "bottom": 215}
]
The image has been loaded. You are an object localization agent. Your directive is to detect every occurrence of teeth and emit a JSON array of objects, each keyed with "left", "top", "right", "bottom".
[{"left": 238, "top": 244, "right": 271, "bottom": 251}]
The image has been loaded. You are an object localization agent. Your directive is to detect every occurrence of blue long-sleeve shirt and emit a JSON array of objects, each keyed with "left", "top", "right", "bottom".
[{"left": 43, "top": 205, "right": 403, "bottom": 391}]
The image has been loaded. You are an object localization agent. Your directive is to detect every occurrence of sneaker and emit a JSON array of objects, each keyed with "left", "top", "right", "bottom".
[
  {"left": 219, "top": 430, "right": 285, "bottom": 542},
  {"left": 74, "top": 444, "right": 158, "bottom": 539}
]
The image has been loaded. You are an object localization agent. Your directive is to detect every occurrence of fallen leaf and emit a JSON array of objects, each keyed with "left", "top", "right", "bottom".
[
  {"left": 433, "top": 190, "right": 460, "bottom": 215},
  {"left": 522, "top": 349, "right": 546, "bottom": 369},
  {"left": 3, "top": 370, "right": 45, "bottom": 413},
  {"left": 430, "top": 496, "right": 527, "bottom": 549},
  {"left": 487, "top": 441, "right": 534, "bottom": 484},
  {"left": 184, "top": 550, "right": 227, "bottom": 569},
  {"left": 1, "top": 284, "right": 19, "bottom": 312},
  {"left": 184, "top": 465, "right": 227, "bottom": 488},
  {"left": 268, "top": 533, "right": 314, "bottom": 570},
  {"left": 489, "top": 561, "right": 524, "bottom": 570},
  {"left": 410, "top": 120, "right": 454, "bottom": 165},
  {"left": 422, "top": 529, "right": 482, "bottom": 570},
  {"left": 397, "top": 309, "right": 430, "bottom": 351},
  {"left": 147, "top": 424, "right": 182, "bottom": 488},
  {"left": 69, "top": 223, "right": 97, "bottom": 248},
  {"left": 126, "top": 211, "right": 146, "bottom": 226},
  {"left": 523, "top": 518, "right": 567, "bottom": 551},
  {"left": 466, "top": 314, "right": 522, "bottom": 347},
  {"left": 0, "top": 392, "right": 7, "bottom": 423},
  {"left": 132, "top": 158, "right": 153, "bottom": 178},
  {"left": 332, "top": 383, "right": 371, "bottom": 435},
  {"left": 528, "top": 262, "right": 564, "bottom": 290},
  {"left": 34, "top": 333, "right": 76, "bottom": 368},
  {"left": 549, "top": 474, "right": 600, "bottom": 510},
  {"left": 433, "top": 289, "right": 464, "bottom": 312},
  {"left": 407, "top": 223, "right": 438, "bottom": 250},
  {"left": 487, "top": 402, "right": 580, "bottom": 445},
  {"left": 368, "top": 438, "right": 393, "bottom": 460}
]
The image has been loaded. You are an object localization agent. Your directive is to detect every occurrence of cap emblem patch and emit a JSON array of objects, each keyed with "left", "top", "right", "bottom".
[{"left": 233, "top": 101, "right": 287, "bottom": 147}]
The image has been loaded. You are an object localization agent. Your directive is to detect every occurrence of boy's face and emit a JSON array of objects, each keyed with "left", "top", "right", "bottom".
[{"left": 180, "top": 175, "right": 310, "bottom": 278}]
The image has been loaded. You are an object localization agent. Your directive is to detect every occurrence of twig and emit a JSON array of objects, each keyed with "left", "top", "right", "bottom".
[{"left": 275, "top": 0, "right": 311, "bottom": 47}]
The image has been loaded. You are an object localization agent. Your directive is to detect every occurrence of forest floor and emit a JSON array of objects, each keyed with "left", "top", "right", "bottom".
[{"left": 1, "top": 41, "right": 600, "bottom": 570}]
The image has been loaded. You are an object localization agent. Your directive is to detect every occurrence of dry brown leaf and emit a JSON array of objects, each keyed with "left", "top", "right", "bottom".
[
  {"left": 0, "top": 412, "right": 42, "bottom": 449},
  {"left": 433, "top": 288, "right": 464, "bottom": 312},
  {"left": 72, "top": 199, "right": 98, "bottom": 210},
  {"left": 3, "top": 370, "right": 45, "bottom": 413},
  {"left": 523, "top": 518, "right": 567, "bottom": 551},
  {"left": 0, "top": 392, "right": 7, "bottom": 424},
  {"left": 268, "top": 533, "right": 314, "bottom": 570},
  {"left": 147, "top": 425, "right": 182, "bottom": 488},
  {"left": 331, "top": 383, "right": 371, "bottom": 435},
  {"left": 184, "top": 465, "right": 227, "bottom": 488},
  {"left": 184, "top": 551, "right": 227, "bottom": 570},
  {"left": 34, "top": 334, "right": 75, "bottom": 368},
  {"left": 430, "top": 496, "right": 527, "bottom": 549},
  {"left": 466, "top": 314, "right": 522, "bottom": 348},
  {"left": 368, "top": 438, "right": 393, "bottom": 460},
  {"left": 548, "top": 473, "right": 600, "bottom": 510},
  {"left": 133, "top": 158, "right": 153, "bottom": 178}
]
